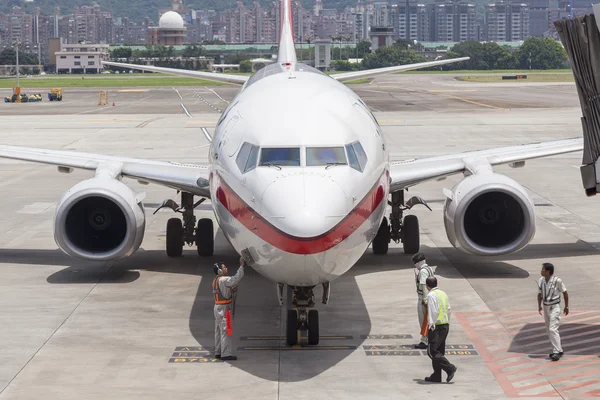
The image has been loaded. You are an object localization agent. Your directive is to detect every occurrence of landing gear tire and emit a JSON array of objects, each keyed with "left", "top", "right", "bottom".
[
  {"left": 166, "top": 218, "right": 183, "bottom": 257},
  {"left": 372, "top": 217, "right": 390, "bottom": 255},
  {"left": 195, "top": 218, "right": 214, "bottom": 257},
  {"left": 402, "top": 215, "right": 420, "bottom": 254},
  {"left": 287, "top": 309, "right": 298, "bottom": 346},
  {"left": 308, "top": 310, "right": 319, "bottom": 345}
]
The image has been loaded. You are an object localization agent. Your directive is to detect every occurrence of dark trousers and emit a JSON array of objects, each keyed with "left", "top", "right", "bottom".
[{"left": 427, "top": 323, "right": 455, "bottom": 379}]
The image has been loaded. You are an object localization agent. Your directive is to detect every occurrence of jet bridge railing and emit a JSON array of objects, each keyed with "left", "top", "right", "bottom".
[{"left": 555, "top": 9, "right": 600, "bottom": 196}]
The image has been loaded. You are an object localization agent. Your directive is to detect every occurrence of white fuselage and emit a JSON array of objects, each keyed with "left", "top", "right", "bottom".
[{"left": 209, "top": 64, "right": 390, "bottom": 286}]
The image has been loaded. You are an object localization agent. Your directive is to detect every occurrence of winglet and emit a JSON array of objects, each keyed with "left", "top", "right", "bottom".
[{"left": 278, "top": 0, "right": 297, "bottom": 69}]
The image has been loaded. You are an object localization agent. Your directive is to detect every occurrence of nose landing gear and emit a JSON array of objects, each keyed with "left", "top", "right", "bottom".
[{"left": 286, "top": 286, "right": 319, "bottom": 346}]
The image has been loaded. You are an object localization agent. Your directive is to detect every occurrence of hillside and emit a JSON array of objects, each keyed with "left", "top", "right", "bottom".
[{"left": 0, "top": 0, "right": 359, "bottom": 22}]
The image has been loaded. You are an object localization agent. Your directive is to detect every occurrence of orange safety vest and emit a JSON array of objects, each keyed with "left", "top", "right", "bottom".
[{"left": 212, "top": 276, "right": 232, "bottom": 305}]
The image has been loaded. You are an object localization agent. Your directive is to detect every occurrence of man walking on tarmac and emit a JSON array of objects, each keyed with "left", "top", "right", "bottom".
[
  {"left": 538, "top": 262, "right": 569, "bottom": 361},
  {"left": 425, "top": 276, "right": 457, "bottom": 383},
  {"left": 413, "top": 252, "right": 435, "bottom": 349},
  {"left": 213, "top": 256, "right": 246, "bottom": 361}
]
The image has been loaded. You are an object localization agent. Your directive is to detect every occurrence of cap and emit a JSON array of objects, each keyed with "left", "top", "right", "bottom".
[{"left": 412, "top": 252, "right": 426, "bottom": 264}]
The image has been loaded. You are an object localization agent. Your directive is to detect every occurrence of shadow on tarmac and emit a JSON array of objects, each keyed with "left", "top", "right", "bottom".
[{"left": 0, "top": 234, "right": 596, "bottom": 381}]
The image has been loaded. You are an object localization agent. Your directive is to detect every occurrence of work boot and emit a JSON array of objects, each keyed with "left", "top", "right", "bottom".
[
  {"left": 413, "top": 342, "right": 427, "bottom": 349},
  {"left": 424, "top": 376, "right": 442, "bottom": 383},
  {"left": 550, "top": 353, "right": 562, "bottom": 361},
  {"left": 221, "top": 355, "right": 238, "bottom": 361},
  {"left": 446, "top": 365, "right": 457, "bottom": 382},
  {"left": 214, "top": 354, "right": 221, "bottom": 359}
]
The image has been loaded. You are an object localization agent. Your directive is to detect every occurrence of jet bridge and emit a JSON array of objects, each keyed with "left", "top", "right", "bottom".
[{"left": 555, "top": 8, "right": 600, "bottom": 196}]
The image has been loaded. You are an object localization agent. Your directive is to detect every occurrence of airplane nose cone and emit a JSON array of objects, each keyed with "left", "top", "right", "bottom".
[{"left": 261, "top": 174, "right": 348, "bottom": 238}]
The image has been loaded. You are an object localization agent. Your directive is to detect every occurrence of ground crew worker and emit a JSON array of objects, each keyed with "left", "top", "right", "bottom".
[
  {"left": 537, "top": 262, "right": 569, "bottom": 361},
  {"left": 412, "top": 252, "right": 436, "bottom": 349},
  {"left": 213, "top": 257, "right": 245, "bottom": 361},
  {"left": 424, "top": 276, "right": 457, "bottom": 383}
]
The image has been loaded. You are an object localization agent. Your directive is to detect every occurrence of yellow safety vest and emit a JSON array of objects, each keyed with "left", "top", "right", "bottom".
[{"left": 432, "top": 288, "right": 450, "bottom": 326}]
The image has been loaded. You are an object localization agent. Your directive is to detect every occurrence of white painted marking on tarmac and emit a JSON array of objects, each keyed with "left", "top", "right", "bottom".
[
  {"left": 17, "top": 202, "right": 56, "bottom": 214},
  {"left": 181, "top": 103, "right": 192, "bottom": 118},
  {"left": 192, "top": 90, "right": 222, "bottom": 113},
  {"left": 205, "top": 86, "right": 230, "bottom": 104},
  {"left": 173, "top": 87, "right": 183, "bottom": 100},
  {"left": 201, "top": 127, "right": 213, "bottom": 143}
]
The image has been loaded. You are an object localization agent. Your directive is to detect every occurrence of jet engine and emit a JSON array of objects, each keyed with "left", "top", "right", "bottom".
[
  {"left": 443, "top": 171, "right": 535, "bottom": 256},
  {"left": 54, "top": 178, "right": 146, "bottom": 261}
]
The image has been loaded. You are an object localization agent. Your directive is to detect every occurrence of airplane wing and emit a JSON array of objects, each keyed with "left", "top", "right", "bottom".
[
  {"left": 389, "top": 138, "right": 583, "bottom": 192},
  {"left": 102, "top": 61, "right": 248, "bottom": 85},
  {"left": 332, "top": 57, "right": 470, "bottom": 83},
  {"left": 0, "top": 145, "right": 211, "bottom": 197}
]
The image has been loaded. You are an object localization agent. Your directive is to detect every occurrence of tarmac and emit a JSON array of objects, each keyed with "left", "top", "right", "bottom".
[{"left": 0, "top": 73, "right": 598, "bottom": 399}]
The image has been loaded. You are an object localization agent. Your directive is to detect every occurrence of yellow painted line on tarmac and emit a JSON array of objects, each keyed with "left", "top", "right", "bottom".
[
  {"left": 85, "top": 119, "right": 142, "bottom": 122},
  {"left": 185, "top": 121, "right": 218, "bottom": 125},
  {"left": 428, "top": 89, "right": 478, "bottom": 93},
  {"left": 443, "top": 94, "right": 507, "bottom": 110},
  {"left": 118, "top": 89, "right": 149, "bottom": 92}
]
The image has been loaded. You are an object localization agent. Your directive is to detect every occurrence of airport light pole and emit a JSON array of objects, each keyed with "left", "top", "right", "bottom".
[{"left": 15, "top": 40, "right": 20, "bottom": 89}]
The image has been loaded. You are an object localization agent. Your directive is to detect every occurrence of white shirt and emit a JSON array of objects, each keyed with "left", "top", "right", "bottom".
[
  {"left": 427, "top": 288, "right": 452, "bottom": 328},
  {"left": 538, "top": 276, "right": 566, "bottom": 305}
]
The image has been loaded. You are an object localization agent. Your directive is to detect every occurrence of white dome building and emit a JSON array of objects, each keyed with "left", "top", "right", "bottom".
[
  {"left": 149, "top": 11, "right": 186, "bottom": 46},
  {"left": 159, "top": 11, "right": 184, "bottom": 30}
]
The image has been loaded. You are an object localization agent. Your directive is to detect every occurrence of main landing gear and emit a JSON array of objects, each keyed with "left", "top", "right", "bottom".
[
  {"left": 280, "top": 283, "right": 330, "bottom": 346},
  {"left": 154, "top": 192, "right": 214, "bottom": 257},
  {"left": 372, "top": 190, "right": 432, "bottom": 255}
]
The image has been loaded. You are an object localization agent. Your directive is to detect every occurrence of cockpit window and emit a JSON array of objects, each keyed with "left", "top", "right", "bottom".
[
  {"left": 345, "top": 141, "right": 368, "bottom": 172},
  {"left": 259, "top": 147, "right": 301, "bottom": 167},
  {"left": 236, "top": 142, "right": 259, "bottom": 173},
  {"left": 306, "top": 147, "right": 347, "bottom": 167}
]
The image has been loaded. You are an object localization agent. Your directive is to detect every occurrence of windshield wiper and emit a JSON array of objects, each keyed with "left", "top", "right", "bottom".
[
  {"left": 263, "top": 162, "right": 282, "bottom": 170},
  {"left": 325, "top": 162, "right": 346, "bottom": 169}
]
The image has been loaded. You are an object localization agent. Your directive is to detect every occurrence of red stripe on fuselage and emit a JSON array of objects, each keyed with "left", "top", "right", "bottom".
[{"left": 213, "top": 172, "right": 388, "bottom": 255}]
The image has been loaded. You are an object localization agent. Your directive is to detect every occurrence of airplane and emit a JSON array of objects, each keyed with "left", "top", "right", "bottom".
[{"left": 0, "top": 0, "right": 583, "bottom": 347}]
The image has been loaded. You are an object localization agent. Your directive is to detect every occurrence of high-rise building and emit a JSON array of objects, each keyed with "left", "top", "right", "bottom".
[
  {"left": 528, "top": 0, "right": 549, "bottom": 37},
  {"left": 395, "top": 2, "right": 430, "bottom": 42},
  {"left": 486, "top": 1, "right": 529, "bottom": 41},
  {"left": 429, "top": 2, "right": 477, "bottom": 42}
]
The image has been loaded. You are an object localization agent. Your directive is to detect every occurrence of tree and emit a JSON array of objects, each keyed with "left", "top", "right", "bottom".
[
  {"left": 481, "top": 42, "right": 516, "bottom": 69},
  {"left": 515, "top": 37, "right": 568, "bottom": 70},
  {"left": 362, "top": 46, "right": 426, "bottom": 69},
  {"left": 239, "top": 60, "right": 252, "bottom": 72},
  {"left": 0, "top": 48, "right": 38, "bottom": 66},
  {"left": 332, "top": 60, "right": 359, "bottom": 71},
  {"left": 449, "top": 41, "right": 485, "bottom": 70},
  {"left": 110, "top": 47, "right": 132, "bottom": 60},
  {"left": 356, "top": 40, "right": 371, "bottom": 58},
  {"left": 182, "top": 45, "right": 204, "bottom": 58}
]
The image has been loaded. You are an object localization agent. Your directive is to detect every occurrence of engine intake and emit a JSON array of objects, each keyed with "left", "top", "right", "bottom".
[
  {"left": 54, "top": 178, "right": 146, "bottom": 261},
  {"left": 443, "top": 172, "right": 535, "bottom": 256}
]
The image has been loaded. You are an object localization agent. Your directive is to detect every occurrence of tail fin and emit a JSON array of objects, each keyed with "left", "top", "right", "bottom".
[{"left": 278, "top": 0, "right": 297, "bottom": 66}]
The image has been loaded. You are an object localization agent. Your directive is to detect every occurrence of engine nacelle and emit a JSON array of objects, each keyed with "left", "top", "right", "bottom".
[
  {"left": 443, "top": 172, "right": 535, "bottom": 256},
  {"left": 54, "top": 178, "right": 146, "bottom": 261}
]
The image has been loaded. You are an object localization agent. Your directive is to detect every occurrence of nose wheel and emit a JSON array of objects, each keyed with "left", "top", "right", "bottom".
[{"left": 286, "top": 286, "right": 319, "bottom": 346}]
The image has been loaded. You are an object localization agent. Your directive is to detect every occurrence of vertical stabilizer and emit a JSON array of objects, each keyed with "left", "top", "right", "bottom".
[{"left": 278, "top": 0, "right": 297, "bottom": 67}]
